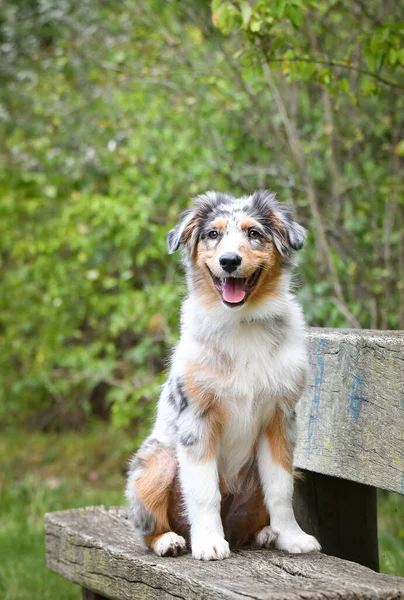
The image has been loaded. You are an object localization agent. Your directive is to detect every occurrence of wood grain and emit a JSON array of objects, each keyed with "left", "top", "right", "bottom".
[
  {"left": 294, "top": 328, "right": 404, "bottom": 494},
  {"left": 45, "top": 506, "right": 404, "bottom": 600}
]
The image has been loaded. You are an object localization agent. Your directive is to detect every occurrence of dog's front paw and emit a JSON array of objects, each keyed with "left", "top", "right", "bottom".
[
  {"left": 153, "top": 532, "right": 187, "bottom": 557},
  {"left": 192, "top": 534, "right": 230, "bottom": 561},
  {"left": 256, "top": 525, "right": 278, "bottom": 548},
  {"left": 275, "top": 530, "right": 321, "bottom": 554}
]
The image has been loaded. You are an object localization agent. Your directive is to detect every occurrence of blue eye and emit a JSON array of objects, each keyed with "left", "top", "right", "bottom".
[
  {"left": 248, "top": 229, "right": 261, "bottom": 239},
  {"left": 208, "top": 230, "right": 219, "bottom": 239}
]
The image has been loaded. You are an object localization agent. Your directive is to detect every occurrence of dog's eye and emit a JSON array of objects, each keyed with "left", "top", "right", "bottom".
[
  {"left": 208, "top": 230, "right": 219, "bottom": 239},
  {"left": 248, "top": 229, "right": 261, "bottom": 239}
]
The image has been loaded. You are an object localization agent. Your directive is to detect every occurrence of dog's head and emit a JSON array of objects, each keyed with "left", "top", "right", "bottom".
[{"left": 167, "top": 190, "right": 306, "bottom": 309}]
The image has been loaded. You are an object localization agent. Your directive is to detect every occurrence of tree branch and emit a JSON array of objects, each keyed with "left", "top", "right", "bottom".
[
  {"left": 262, "top": 59, "right": 361, "bottom": 328},
  {"left": 263, "top": 56, "right": 404, "bottom": 90}
]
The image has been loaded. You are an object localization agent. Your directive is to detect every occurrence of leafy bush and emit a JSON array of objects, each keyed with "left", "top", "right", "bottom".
[{"left": 0, "top": 0, "right": 403, "bottom": 429}]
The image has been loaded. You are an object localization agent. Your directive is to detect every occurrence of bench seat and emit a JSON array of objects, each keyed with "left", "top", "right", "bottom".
[{"left": 45, "top": 506, "right": 404, "bottom": 600}]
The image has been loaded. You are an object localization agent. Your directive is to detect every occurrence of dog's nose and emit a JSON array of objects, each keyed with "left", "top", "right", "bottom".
[{"left": 219, "top": 252, "right": 242, "bottom": 274}]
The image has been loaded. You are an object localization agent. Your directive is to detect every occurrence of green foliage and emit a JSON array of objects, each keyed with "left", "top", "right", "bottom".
[
  {"left": 0, "top": 477, "right": 80, "bottom": 600},
  {"left": 213, "top": 0, "right": 404, "bottom": 92},
  {"left": 0, "top": 426, "right": 128, "bottom": 599},
  {"left": 0, "top": 0, "right": 403, "bottom": 428},
  {"left": 378, "top": 490, "right": 404, "bottom": 577},
  {"left": 0, "top": 0, "right": 233, "bottom": 427}
]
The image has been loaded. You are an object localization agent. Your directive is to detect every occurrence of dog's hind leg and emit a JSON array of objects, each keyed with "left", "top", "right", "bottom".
[{"left": 126, "top": 438, "right": 187, "bottom": 557}]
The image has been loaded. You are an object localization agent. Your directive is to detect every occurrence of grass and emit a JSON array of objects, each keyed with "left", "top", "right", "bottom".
[
  {"left": 0, "top": 425, "right": 134, "bottom": 600},
  {"left": 0, "top": 425, "right": 403, "bottom": 599},
  {"left": 378, "top": 490, "right": 404, "bottom": 577}
]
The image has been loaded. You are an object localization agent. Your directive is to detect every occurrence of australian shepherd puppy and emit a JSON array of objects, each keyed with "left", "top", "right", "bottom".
[{"left": 126, "top": 190, "right": 320, "bottom": 560}]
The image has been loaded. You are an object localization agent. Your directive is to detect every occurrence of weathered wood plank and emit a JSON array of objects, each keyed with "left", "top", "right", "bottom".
[
  {"left": 293, "top": 471, "right": 379, "bottom": 570},
  {"left": 45, "top": 506, "right": 404, "bottom": 600},
  {"left": 82, "top": 589, "right": 109, "bottom": 600},
  {"left": 294, "top": 328, "right": 404, "bottom": 494}
]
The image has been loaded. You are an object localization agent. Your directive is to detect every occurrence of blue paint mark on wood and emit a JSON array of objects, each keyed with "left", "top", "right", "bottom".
[
  {"left": 307, "top": 338, "right": 326, "bottom": 456},
  {"left": 350, "top": 373, "right": 363, "bottom": 419}
]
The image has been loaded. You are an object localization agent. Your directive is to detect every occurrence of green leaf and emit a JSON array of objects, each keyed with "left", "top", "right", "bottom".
[
  {"left": 239, "top": 0, "right": 252, "bottom": 27},
  {"left": 214, "top": 2, "right": 238, "bottom": 35},
  {"left": 249, "top": 19, "right": 262, "bottom": 32},
  {"left": 287, "top": 5, "right": 303, "bottom": 28},
  {"left": 273, "top": 0, "right": 286, "bottom": 18},
  {"left": 394, "top": 140, "right": 404, "bottom": 156},
  {"left": 388, "top": 48, "right": 398, "bottom": 66}
]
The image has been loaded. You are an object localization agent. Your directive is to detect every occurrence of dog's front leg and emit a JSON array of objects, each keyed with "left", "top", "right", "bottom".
[
  {"left": 177, "top": 445, "right": 230, "bottom": 560},
  {"left": 257, "top": 406, "right": 321, "bottom": 553}
]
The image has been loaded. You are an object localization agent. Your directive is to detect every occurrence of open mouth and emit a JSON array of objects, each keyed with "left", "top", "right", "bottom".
[{"left": 207, "top": 266, "right": 263, "bottom": 307}]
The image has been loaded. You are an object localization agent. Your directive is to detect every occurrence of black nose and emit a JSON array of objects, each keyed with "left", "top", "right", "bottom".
[{"left": 219, "top": 252, "right": 242, "bottom": 274}]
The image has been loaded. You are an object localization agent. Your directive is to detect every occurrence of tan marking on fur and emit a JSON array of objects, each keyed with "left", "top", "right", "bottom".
[
  {"left": 145, "top": 532, "right": 166, "bottom": 551},
  {"left": 231, "top": 238, "right": 265, "bottom": 275},
  {"left": 210, "top": 217, "right": 226, "bottom": 231},
  {"left": 240, "top": 217, "right": 259, "bottom": 230},
  {"left": 192, "top": 241, "right": 222, "bottom": 308},
  {"left": 167, "top": 475, "right": 190, "bottom": 544},
  {"left": 265, "top": 406, "right": 292, "bottom": 472},
  {"left": 182, "top": 215, "right": 200, "bottom": 251},
  {"left": 193, "top": 269, "right": 220, "bottom": 309},
  {"left": 183, "top": 362, "right": 226, "bottom": 460},
  {"left": 136, "top": 448, "right": 176, "bottom": 547},
  {"left": 247, "top": 243, "right": 282, "bottom": 306},
  {"left": 270, "top": 212, "right": 286, "bottom": 234},
  {"left": 183, "top": 362, "right": 217, "bottom": 412},
  {"left": 204, "top": 401, "right": 226, "bottom": 460}
]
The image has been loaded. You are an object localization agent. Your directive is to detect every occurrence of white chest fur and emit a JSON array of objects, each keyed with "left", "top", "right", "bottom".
[
  {"left": 218, "top": 388, "right": 274, "bottom": 488},
  {"left": 177, "top": 299, "right": 307, "bottom": 402},
  {"left": 216, "top": 325, "right": 304, "bottom": 486},
  {"left": 173, "top": 297, "right": 308, "bottom": 488}
]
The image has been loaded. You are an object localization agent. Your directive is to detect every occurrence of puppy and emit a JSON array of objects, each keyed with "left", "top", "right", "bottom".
[{"left": 126, "top": 190, "right": 320, "bottom": 560}]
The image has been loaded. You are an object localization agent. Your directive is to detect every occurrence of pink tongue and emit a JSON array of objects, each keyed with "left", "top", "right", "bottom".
[{"left": 223, "top": 278, "right": 246, "bottom": 303}]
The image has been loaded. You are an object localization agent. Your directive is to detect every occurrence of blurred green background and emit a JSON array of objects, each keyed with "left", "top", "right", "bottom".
[{"left": 0, "top": 0, "right": 403, "bottom": 597}]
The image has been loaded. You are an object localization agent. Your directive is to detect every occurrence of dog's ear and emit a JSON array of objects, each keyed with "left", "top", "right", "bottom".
[
  {"left": 167, "top": 191, "right": 224, "bottom": 255},
  {"left": 250, "top": 190, "right": 306, "bottom": 256},
  {"left": 271, "top": 207, "right": 306, "bottom": 255},
  {"left": 285, "top": 219, "right": 306, "bottom": 250},
  {"left": 167, "top": 208, "right": 199, "bottom": 255}
]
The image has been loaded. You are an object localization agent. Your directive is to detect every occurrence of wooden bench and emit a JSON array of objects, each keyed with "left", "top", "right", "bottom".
[{"left": 45, "top": 328, "right": 404, "bottom": 599}]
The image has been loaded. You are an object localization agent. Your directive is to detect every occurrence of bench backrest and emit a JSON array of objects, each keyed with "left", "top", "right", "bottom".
[{"left": 294, "top": 328, "right": 404, "bottom": 495}]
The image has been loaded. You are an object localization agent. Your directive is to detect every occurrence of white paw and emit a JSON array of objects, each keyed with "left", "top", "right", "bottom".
[
  {"left": 192, "top": 534, "right": 230, "bottom": 561},
  {"left": 256, "top": 525, "right": 277, "bottom": 548},
  {"left": 275, "top": 530, "right": 321, "bottom": 554},
  {"left": 154, "top": 532, "right": 187, "bottom": 557}
]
